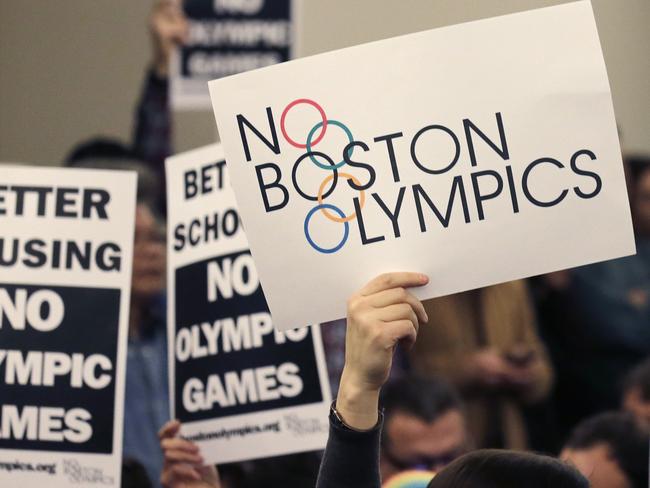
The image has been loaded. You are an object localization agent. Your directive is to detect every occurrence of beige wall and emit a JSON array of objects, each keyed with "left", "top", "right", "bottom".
[{"left": 1, "top": 0, "right": 648, "bottom": 166}]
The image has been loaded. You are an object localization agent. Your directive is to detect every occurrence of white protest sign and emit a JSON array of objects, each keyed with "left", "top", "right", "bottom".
[
  {"left": 0, "top": 165, "right": 136, "bottom": 487},
  {"left": 171, "top": 0, "right": 300, "bottom": 110},
  {"left": 209, "top": 1, "right": 635, "bottom": 331},
  {"left": 166, "top": 144, "right": 330, "bottom": 464}
]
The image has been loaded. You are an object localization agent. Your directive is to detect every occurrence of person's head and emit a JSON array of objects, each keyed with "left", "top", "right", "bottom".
[
  {"left": 623, "top": 358, "right": 650, "bottom": 430},
  {"left": 380, "top": 376, "right": 470, "bottom": 479},
  {"left": 427, "top": 449, "right": 588, "bottom": 488},
  {"left": 561, "top": 411, "right": 649, "bottom": 488},
  {"left": 65, "top": 138, "right": 166, "bottom": 303},
  {"left": 625, "top": 155, "right": 650, "bottom": 236}
]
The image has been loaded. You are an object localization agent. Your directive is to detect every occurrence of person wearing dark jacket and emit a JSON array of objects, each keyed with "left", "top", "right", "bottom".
[{"left": 314, "top": 272, "right": 586, "bottom": 488}]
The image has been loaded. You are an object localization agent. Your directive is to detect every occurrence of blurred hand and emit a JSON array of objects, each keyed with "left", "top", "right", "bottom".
[
  {"left": 337, "top": 272, "right": 429, "bottom": 430},
  {"left": 150, "top": 0, "right": 189, "bottom": 78},
  {"left": 468, "top": 349, "right": 514, "bottom": 388},
  {"left": 159, "top": 420, "right": 220, "bottom": 488},
  {"left": 469, "top": 347, "right": 541, "bottom": 394},
  {"left": 502, "top": 363, "right": 537, "bottom": 390}
]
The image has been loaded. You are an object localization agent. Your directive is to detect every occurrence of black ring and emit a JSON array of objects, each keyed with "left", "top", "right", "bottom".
[{"left": 292, "top": 151, "right": 339, "bottom": 201}]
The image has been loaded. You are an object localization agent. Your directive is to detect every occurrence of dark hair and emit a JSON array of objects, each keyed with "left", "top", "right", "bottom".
[
  {"left": 427, "top": 450, "right": 588, "bottom": 488},
  {"left": 64, "top": 137, "right": 159, "bottom": 208},
  {"left": 564, "top": 411, "right": 649, "bottom": 488},
  {"left": 624, "top": 357, "right": 650, "bottom": 401},
  {"left": 382, "top": 375, "right": 462, "bottom": 424},
  {"left": 121, "top": 458, "right": 153, "bottom": 488},
  {"left": 65, "top": 137, "right": 136, "bottom": 164}
]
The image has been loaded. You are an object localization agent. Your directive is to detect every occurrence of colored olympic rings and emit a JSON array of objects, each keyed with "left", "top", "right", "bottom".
[
  {"left": 317, "top": 173, "right": 366, "bottom": 223},
  {"left": 306, "top": 120, "right": 355, "bottom": 170},
  {"left": 304, "top": 204, "right": 349, "bottom": 254},
  {"left": 281, "top": 98, "right": 327, "bottom": 149}
]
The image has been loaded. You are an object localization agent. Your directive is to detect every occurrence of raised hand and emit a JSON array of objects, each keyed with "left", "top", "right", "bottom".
[{"left": 337, "top": 272, "right": 429, "bottom": 430}]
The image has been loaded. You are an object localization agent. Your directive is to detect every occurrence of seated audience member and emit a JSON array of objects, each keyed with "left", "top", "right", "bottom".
[
  {"left": 427, "top": 450, "right": 587, "bottom": 488},
  {"left": 561, "top": 411, "right": 649, "bottom": 488},
  {"left": 536, "top": 156, "right": 650, "bottom": 437},
  {"left": 622, "top": 357, "right": 650, "bottom": 429},
  {"left": 63, "top": 3, "right": 186, "bottom": 484},
  {"left": 409, "top": 281, "right": 553, "bottom": 449},
  {"left": 380, "top": 376, "right": 470, "bottom": 480},
  {"left": 67, "top": 148, "right": 168, "bottom": 487}
]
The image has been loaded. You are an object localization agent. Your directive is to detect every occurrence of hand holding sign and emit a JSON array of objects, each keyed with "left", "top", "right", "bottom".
[
  {"left": 159, "top": 420, "right": 220, "bottom": 488},
  {"left": 337, "top": 272, "right": 429, "bottom": 431},
  {"left": 209, "top": 1, "right": 635, "bottom": 331}
]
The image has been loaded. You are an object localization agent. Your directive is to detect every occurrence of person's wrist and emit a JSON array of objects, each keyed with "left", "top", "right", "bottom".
[
  {"left": 336, "top": 368, "right": 381, "bottom": 431},
  {"left": 153, "top": 56, "right": 168, "bottom": 79}
]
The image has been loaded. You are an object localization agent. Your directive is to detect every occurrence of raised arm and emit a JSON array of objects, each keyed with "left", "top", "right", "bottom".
[{"left": 316, "top": 272, "right": 429, "bottom": 488}]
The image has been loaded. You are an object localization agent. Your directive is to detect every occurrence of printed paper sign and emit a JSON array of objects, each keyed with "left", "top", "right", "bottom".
[
  {"left": 209, "top": 1, "right": 635, "bottom": 331},
  {"left": 166, "top": 144, "right": 330, "bottom": 464},
  {"left": 0, "top": 165, "right": 136, "bottom": 487},
  {"left": 171, "top": 0, "right": 299, "bottom": 110}
]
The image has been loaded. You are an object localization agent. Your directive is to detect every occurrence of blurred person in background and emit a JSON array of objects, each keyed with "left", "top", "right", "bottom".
[
  {"left": 536, "top": 155, "right": 650, "bottom": 442},
  {"left": 561, "top": 411, "right": 649, "bottom": 488},
  {"left": 409, "top": 281, "right": 553, "bottom": 450},
  {"left": 66, "top": 146, "right": 168, "bottom": 487},
  {"left": 427, "top": 450, "right": 587, "bottom": 488},
  {"left": 380, "top": 376, "right": 471, "bottom": 481},
  {"left": 58, "top": 5, "right": 187, "bottom": 485},
  {"left": 133, "top": 0, "right": 187, "bottom": 214},
  {"left": 622, "top": 356, "right": 650, "bottom": 430}
]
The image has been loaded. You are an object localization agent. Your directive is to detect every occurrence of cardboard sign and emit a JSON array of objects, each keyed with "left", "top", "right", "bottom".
[
  {"left": 208, "top": 1, "right": 635, "bottom": 331},
  {"left": 0, "top": 165, "right": 136, "bottom": 487},
  {"left": 166, "top": 144, "right": 330, "bottom": 464},
  {"left": 171, "top": 0, "right": 299, "bottom": 110}
]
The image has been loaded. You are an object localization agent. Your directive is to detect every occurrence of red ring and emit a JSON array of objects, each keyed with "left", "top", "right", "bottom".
[{"left": 280, "top": 98, "right": 328, "bottom": 149}]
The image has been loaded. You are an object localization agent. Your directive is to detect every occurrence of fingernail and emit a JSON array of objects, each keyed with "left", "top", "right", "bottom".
[
  {"left": 424, "top": 312, "right": 429, "bottom": 323},
  {"left": 420, "top": 274, "right": 429, "bottom": 284}
]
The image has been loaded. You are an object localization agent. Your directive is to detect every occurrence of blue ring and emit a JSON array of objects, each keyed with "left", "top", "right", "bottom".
[
  {"left": 306, "top": 120, "right": 354, "bottom": 170},
  {"left": 304, "top": 204, "right": 349, "bottom": 254}
]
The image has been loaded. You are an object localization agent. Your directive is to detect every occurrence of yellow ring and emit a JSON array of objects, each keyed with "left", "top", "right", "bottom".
[{"left": 317, "top": 172, "right": 365, "bottom": 223}]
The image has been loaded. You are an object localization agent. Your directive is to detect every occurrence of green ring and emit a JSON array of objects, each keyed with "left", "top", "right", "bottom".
[{"left": 306, "top": 120, "right": 354, "bottom": 170}]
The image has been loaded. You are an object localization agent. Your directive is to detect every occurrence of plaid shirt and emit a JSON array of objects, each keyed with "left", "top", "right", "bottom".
[{"left": 132, "top": 70, "right": 171, "bottom": 213}]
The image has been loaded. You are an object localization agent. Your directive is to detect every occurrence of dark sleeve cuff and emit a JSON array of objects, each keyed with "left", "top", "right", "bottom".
[
  {"left": 315, "top": 410, "right": 383, "bottom": 488},
  {"left": 146, "top": 68, "right": 169, "bottom": 90}
]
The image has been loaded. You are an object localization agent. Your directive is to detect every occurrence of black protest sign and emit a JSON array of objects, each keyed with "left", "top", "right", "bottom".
[
  {"left": 166, "top": 144, "right": 330, "bottom": 465},
  {"left": 174, "top": 250, "right": 323, "bottom": 421},
  {"left": 0, "top": 166, "right": 136, "bottom": 488},
  {"left": 0, "top": 284, "right": 119, "bottom": 453}
]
